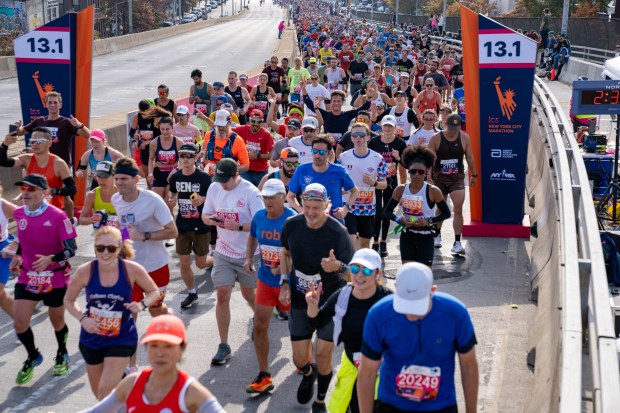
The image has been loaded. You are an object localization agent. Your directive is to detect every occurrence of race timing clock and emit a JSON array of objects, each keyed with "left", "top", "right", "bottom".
[{"left": 572, "top": 80, "right": 620, "bottom": 115}]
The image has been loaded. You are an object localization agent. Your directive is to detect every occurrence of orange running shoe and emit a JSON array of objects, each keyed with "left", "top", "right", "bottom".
[{"left": 246, "top": 372, "right": 274, "bottom": 394}]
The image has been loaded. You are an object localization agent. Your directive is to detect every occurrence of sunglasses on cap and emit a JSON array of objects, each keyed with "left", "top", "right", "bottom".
[
  {"left": 409, "top": 168, "right": 426, "bottom": 175},
  {"left": 349, "top": 265, "right": 374, "bottom": 277},
  {"left": 95, "top": 245, "right": 120, "bottom": 253},
  {"left": 20, "top": 185, "right": 39, "bottom": 192},
  {"left": 179, "top": 153, "right": 195, "bottom": 159},
  {"left": 283, "top": 161, "right": 300, "bottom": 168},
  {"left": 311, "top": 148, "right": 328, "bottom": 156}
]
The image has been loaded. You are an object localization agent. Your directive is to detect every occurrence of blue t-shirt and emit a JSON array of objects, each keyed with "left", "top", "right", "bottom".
[
  {"left": 250, "top": 207, "right": 297, "bottom": 287},
  {"left": 453, "top": 87, "right": 465, "bottom": 122},
  {"left": 362, "top": 293, "right": 477, "bottom": 411},
  {"left": 288, "top": 163, "right": 355, "bottom": 213}
]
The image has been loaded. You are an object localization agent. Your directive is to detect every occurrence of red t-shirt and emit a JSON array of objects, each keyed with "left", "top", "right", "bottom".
[
  {"left": 233, "top": 125, "right": 274, "bottom": 173},
  {"left": 338, "top": 51, "right": 355, "bottom": 72}
]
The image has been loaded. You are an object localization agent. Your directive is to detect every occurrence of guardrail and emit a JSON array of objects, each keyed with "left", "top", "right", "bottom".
[
  {"left": 570, "top": 45, "right": 616, "bottom": 65},
  {"left": 529, "top": 76, "right": 619, "bottom": 412}
]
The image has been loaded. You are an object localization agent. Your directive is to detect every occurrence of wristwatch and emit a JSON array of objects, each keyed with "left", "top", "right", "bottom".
[
  {"left": 279, "top": 277, "right": 289, "bottom": 286},
  {"left": 144, "top": 232, "right": 151, "bottom": 241}
]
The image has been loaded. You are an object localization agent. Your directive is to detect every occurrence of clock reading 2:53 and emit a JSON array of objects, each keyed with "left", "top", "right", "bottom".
[{"left": 478, "top": 32, "right": 536, "bottom": 66}]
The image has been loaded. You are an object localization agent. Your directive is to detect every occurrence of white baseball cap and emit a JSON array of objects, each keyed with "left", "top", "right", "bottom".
[
  {"left": 301, "top": 116, "right": 319, "bottom": 130},
  {"left": 381, "top": 115, "right": 397, "bottom": 126},
  {"left": 214, "top": 109, "right": 231, "bottom": 127},
  {"left": 393, "top": 262, "right": 433, "bottom": 316},
  {"left": 260, "top": 179, "right": 286, "bottom": 197},
  {"left": 349, "top": 248, "right": 382, "bottom": 270},
  {"left": 176, "top": 105, "right": 189, "bottom": 115}
]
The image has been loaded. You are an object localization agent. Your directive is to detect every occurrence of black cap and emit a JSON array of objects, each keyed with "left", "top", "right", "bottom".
[
  {"left": 446, "top": 114, "right": 462, "bottom": 130},
  {"left": 287, "top": 119, "right": 302, "bottom": 129},
  {"left": 214, "top": 158, "right": 238, "bottom": 183},
  {"left": 394, "top": 90, "right": 407, "bottom": 97},
  {"left": 178, "top": 143, "right": 199, "bottom": 154},
  {"left": 15, "top": 173, "right": 49, "bottom": 190}
]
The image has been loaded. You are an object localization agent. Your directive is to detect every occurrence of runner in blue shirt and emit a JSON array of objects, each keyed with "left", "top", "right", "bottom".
[
  {"left": 357, "top": 263, "right": 479, "bottom": 413},
  {"left": 244, "top": 179, "right": 297, "bottom": 395},
  {"left": 287, "top": 135, "right": 358, "bottom": 222}
]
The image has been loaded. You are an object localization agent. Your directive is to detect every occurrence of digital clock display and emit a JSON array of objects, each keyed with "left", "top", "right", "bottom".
[{"left": 581, "top": 89, "right": 620, "bottom": 105}]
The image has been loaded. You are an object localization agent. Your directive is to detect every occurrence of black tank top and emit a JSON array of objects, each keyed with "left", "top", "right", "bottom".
[
  {"left": 254, "top": 86, "right": 270, "bottom": 113},
  {"left": 137, "top": 114, "right": 161, "bottom": 139},
  {"left": 433, "top": 132, "right": 465, "bottom": 175},
  {"left": 155, "top": 137, "right": 178, "bottom": 171},
  {"left": 225, "top": 86, "right": 245, "bottom": 110},
  {"left": 155, "top": 98, "right": 175, "bottom": 114}
]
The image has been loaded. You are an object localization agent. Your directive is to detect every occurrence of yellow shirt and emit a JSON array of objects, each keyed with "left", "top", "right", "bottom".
[{"left": 319, "top": 48, "right": 333, "bottom": 65}]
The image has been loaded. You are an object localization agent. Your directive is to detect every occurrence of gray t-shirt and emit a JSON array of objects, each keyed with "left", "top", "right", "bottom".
[
  {"left": 423, "top": 71, "right": 449, "bottom": 88},
  {"left": 112, "top": 189, "right": 174, "bottom": 272},
  {"left": 271, "top": 137, "right": 293, "bottom": 160}
]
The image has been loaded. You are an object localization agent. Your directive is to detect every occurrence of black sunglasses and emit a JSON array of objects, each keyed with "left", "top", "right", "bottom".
[{"left": 95, "top": 245, "right": 120, "bottom": 253}]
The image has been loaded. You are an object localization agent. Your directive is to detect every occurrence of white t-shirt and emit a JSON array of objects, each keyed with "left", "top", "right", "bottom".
[
  {"left": 408, "top": 128, "right": 436, "bottom": 146},
  {"left": 339, "top": 148, "right": 386, "bottom": 215},
  {"left": 112, "top": 189, "right": 174, "bottom": 272},
  {"left": 202, "top": 179, "right": 265, "bottom": 259},
  {"left": 304, "top": 84, "right": 330, "bottom": 116},
  {"left": 288, "top": 136, "right": 314, "bottom": 165}
]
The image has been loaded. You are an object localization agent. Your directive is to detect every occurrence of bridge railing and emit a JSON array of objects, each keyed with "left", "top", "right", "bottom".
[{"left": 528, "top": 76, "right": 620, "bottom": 412}]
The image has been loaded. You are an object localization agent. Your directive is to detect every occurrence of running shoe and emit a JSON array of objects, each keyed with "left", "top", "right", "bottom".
[
  {"left": 297, "top": 363, "right": 317, "bottom": 404},
  {"left": 165, "top": 240, "right": 175, "bottom": 247},
  {"left": 312, "top": 401, "right": 328, "bottom": 413},
  {"left": 379, "top": 242, "right": 388, "bottom": 258},
  {"left": 273, "top": 305, "right": 289, "bottom": 320},
  {"left": 434, "top": 234, "right": 442, "bottom": 248},
  {"left": 52, "top": 351, "right": 69, "bottom": 376},
  {"left": 16, "top": 351, "right": 43, "bottom": 385},
  {"left": 451, "top": 241, "right": 465, "bottom": 254},
  {"left": 246, "top": 372, "right": 274, "bottom": 394},
  {"left": 371, "top": 243, "right": 379, "bottom": 252},
  {"left": 211, "top": 343, "right": 232, "bottom": 365},
  {"left": 180, "top": 292, "right": 198, "bottom": 309}
]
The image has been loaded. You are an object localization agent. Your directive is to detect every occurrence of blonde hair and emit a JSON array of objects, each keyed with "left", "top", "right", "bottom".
[{"left": 94, "top": 226, "right": 135, "bottom": 260}]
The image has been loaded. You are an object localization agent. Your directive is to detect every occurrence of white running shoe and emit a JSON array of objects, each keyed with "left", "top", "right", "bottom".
[
  {"left": 451, "top": 241, "right": 465, "bottom": 254},
  {"left": 434, "top": 235, "right": 442, "bottom": 248}
]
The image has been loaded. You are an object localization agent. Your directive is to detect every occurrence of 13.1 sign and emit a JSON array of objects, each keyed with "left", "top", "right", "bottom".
[
  {"left": 14, "top": 29, "right": 71, "bottom": 62},
  {"left": 478, "top": 32, "right": 536, "bottom": 66}
]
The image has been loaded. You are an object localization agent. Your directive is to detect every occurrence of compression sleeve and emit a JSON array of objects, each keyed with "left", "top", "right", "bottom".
[
  {"left": 303, "top": 94, "right": 316, "bottom": 112},
  {"left": 431, "top": 200, "right": 451, "bottom": 224},
  {"left": 383, "top": 197, "right": 400, "bottom": 223},
  {"left": 0, "top": 144, "right": 15, "bottom": 167},
  {"left": 54, "top": 177, "right": 77, "bottom": 196},
  {"left": 76, "top": 392, "right": 123, "bottom": 413},
  {"left": 198, "top": 397, "right": 227, "bottom": 413},
  {"left": 51, "top": 238, "right": 77, "bottom": 263}
]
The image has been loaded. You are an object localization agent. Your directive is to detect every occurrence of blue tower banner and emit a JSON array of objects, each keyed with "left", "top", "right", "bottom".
[
  {"left": 13, "top": 13, "right": 77, "bottom": 144},
  {"left": 478, "top": 15, "right": 537, "bottom": 224}
]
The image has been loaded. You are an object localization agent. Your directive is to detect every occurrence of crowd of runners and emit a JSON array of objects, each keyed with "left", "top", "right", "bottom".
[{"left": 0, "top": 1, "right": 480, "bottom": 412}]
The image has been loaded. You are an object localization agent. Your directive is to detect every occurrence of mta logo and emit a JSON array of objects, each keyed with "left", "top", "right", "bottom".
[{"left": 493, "top": 76, "right": 516, "bottom": 121}]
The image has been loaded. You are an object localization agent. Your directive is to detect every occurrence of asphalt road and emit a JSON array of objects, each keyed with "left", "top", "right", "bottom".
[{"left": 0, "top": 2, "right": 284, "bottom": 128}]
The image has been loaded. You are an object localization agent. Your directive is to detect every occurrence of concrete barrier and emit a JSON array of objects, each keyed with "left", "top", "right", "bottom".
[{"left": 560, "top": 57, "right": 604, "bottom": 84}]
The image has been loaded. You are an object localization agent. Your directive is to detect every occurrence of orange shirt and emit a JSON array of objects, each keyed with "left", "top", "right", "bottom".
[
  {"left": 204, "top": 132, "right": 250, "bottom": 176},
  {"left": 26, "top": 154, "right": 64, "bottom": 209}
]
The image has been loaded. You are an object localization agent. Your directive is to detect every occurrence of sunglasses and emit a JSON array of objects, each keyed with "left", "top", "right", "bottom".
[
  {"left": 249, "top": 118, "right": 263, "bottom": 124},
  {"left": 349, "top": 264, "right": 374, "bottom": 277},
  {"left": 283, "top": 161, "right": 300, "bottom": 168},
  {"left": 179, "top": 153, "right": 195, "bottom": 159},
  {"left": 425, "top": 84, "right": 434, "bottom": 87},
  {"left": 303, "top": 128, "right": 316, "bottom": 132},
  {"left": 213, "top": 86, "right": 222, "bottom": 90},
  {"left": 30, "top": 138, "right": 48, "bottom": 144},
  {"left": 311, "top": 148, "right": 328, "bottom": 156},
  {"left": 356, "top": 118, "right": 369, "bottom": 124},
  {"left": 351, "top": 132, "right": 367, "bottom": 138},
  {"left": 20, "top": 185, "right": 39, "bottom": 192},
  {"left": 409, "top": 168, "right": 426, "bottom": 175},
  {"left": 95, "top": 245, "right": 120, "bottom": 253},
  {"left": 158, "top": 91, "right": 167, "bottom": 96},
  {"left": 423, "top": 118, "right": 435, "bottom": 121},
  {"left": 311, "top": 77, "right": 319, "bottom": 80}
]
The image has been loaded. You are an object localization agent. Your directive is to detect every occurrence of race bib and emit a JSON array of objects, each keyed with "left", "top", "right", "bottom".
[
  {"left": 207, "top": 162, "right": 217, "bottom": 176},
  {"left": 401, "top": 196, "right": 424, "bottom": 217},
  {"left": 440, "top": 159, "right": 459, "bottom": 175},
  {"left": 395, "top": 127, "right": 404, "bottom": 138},
  {"left": 328, "top": 82, "right": 338, "bottom": 90},
  {"left": 139, "top": 130, "right": 153, "bottom": 141},
  {"left": 195, "top": 103, "right": 208, "bottom": 114},
  {"left": 255, "top": 101, "right": 268, "bottom": 111},
  {"left": 354, "top": 73, "right": 362, "bottom": 80},
  {"left": 294, "top": 86, "right": 302, "bottom": 94},
  {"left": 215, "top": 208, "right": 239, "bottom": 223},
  {"left": 387, "top": 162, "right": 397, "bottom": 178},
  {"left": 106, "top": 215, "right": 119, "bottom": 227},
  {"left": 395, "top": 365, "right": 441, "bottom": 402},
  {"left": 25, "top": 270, "right": 53, "bottom": 294},
  {"left": 417, "top": 76, "right": 424, "bottom": 85},
  {"left": 89, "top": 307, "right": 122, "bottom": 337},
  {"left": 294, "top": 270, "right": 321, "bottom": 294},
  {"left": 178, "top": 136, "right": 193, "bottom": 144},
  {"left": 260, "top": 245, "right": 282, "bottom": 274},
  {"left": 47, "top": 127, "right": 59, "bottom": 143},
  {"left": 157, "top": 149, "right": 176, "bottom": 170},
  {"left": 246, "top": 141, "right": 261, "bottom": 153},
  {"left": 442, "top": 64, "right": 451, "bottom": 72},
  {"left": 355, "top": 188, "right": 374, "bottom": 205},
  {"left": 178, "top": 199, "right": 199, "bottom": 219}
]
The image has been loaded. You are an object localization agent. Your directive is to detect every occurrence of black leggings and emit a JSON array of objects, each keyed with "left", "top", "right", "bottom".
[
  {"left": 400, "top": 231, "right": 435, "bottom": 266},
  {"left": 373, "top": 180, "right": 397, "bottom": 242}
]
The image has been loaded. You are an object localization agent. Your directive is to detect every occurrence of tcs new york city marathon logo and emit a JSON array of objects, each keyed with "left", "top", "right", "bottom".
[{"left": 493, "top": 76, "right": 516, "bottom": 121}]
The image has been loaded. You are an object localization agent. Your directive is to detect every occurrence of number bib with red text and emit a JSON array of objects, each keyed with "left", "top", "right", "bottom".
[
  {"left": 195, "top": 104, "right": 208, "bottom": 114},
  {"left": 260, "top": 245, "right": 282, "bottom": 274},
  {"left": 178, "top": 199, "right": 199, "bottom": 219},
  {"left": 396, "top": 365, "right": 441, "bottom": 401},
  {"left": 401, "top": 196, "right": 424, "bottom": 216},
  {"left": 25, "top": 270, "right": 53, "bottom": 294},
  {"left": 355, "top": 188, "right": 374, "bottom": 205},
  {"left": 89, "top": 307, "right": 122, "bottom": 337},
  {"left": 216, "top": 208, "right": 239, "bottom": 223}
]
